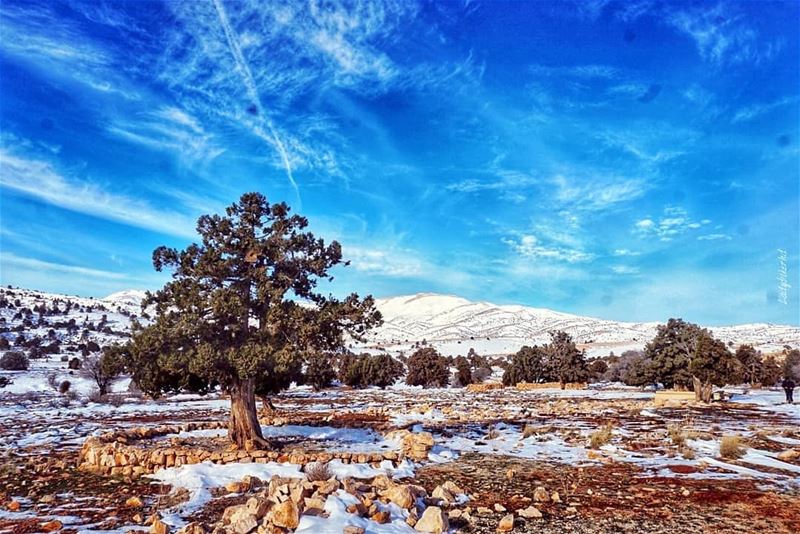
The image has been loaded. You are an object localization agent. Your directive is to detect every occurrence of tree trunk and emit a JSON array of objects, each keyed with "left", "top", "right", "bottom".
[
  {"left": 692, "top": 376, "right": 713, "bottom": 403},
  {"left": 229, "top": 379, "right": 269, "bottom": 449}
]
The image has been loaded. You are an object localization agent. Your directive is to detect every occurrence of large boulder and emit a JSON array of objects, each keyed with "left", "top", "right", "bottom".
[{"left": 414, "top": 506, "right": 448, "bottom": 533}]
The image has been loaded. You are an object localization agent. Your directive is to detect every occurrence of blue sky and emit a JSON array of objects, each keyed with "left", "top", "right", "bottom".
[{"left": 0, "top": 0, "right": 798, "bottom": 326}]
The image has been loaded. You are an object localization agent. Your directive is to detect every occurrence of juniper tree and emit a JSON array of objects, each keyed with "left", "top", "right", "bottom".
[
  {"left": 406, "top": 347, "right": 450, "bottom": 388},
  {"left": 124, "top": 193, "right": 380, "bottom": 448},
  {"left": 735, "top": 344, "right": 762, "bottom": 385},
  {"left": 645, "top": 318, "right": 739, "bottom": 401},
  {"left": 454, "top": 355, "right": 473, "bottom": 386},
  {"left": 502, "top": 345, "right": 548, "bottom": 386},
  {"left": 546, "top": 331, "right": 588, "bottom": 388}
]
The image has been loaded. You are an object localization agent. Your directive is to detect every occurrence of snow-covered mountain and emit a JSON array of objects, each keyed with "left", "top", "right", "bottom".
[
  {"left": 366, "top": 293, "right": 800, "bottom": 357},
  {"left": 4, "top": 287, "right": 797, "bottom": 359}
]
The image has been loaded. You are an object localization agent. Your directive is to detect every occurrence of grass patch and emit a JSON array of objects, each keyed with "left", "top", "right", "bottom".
[
  {"left": 304, "top": 462, "right": 332, "bottom": 481},
  {"left": 719, "top": 435, "right": 746, "bottom": 459}
]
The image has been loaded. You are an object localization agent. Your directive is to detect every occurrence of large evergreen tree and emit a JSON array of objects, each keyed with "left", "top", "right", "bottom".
[
  {"left": 502, "top": 345, "right": 548, "bottom": 385},
  {"left": 546, "top": 331, "right": 588, "bottom": 388},
  {"left": 735, "top": 344, "right": 762, "bottom": 385},
  {"left": 645, "top": 318, "right": 739, "bottom": 401},
  {"left": 124, "top": 193, "right": 380, "bottom": 448}
]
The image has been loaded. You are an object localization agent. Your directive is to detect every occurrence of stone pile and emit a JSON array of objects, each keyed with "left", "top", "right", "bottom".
[
  {"left": 384, "top": 430, "right": 436, "bottom": 461},
  {"left": 208, "top": 472, "right": 467, "bottom": 534},
  {"left": 515, "top": 382, "right": 586, "bottom": 391},
  {"left": 78, "top": 424, "right": 402, "bottom": 478}
]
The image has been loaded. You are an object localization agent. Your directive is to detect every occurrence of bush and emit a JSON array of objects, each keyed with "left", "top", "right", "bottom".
[
  {"left": 0, "top": 351, "right": 29, "bottom": 370},
  {"left": 0, "top": 376, "right": 12, "bottom": 388},
  {"left": 405, "top": 347, "right": 449, "bottom": 388},
  {"left": 503, "top": 345, "right": 548, "bottom": 386},
  {"left": 719, "top": 435, "right": 745, "bottom": 459},
  {"left": 453, "top": 356, "right": 472, "bottom": 387},
  {"left": 340, "top": 353, "right": 404, "bottom": 388},
  {"left": 68, "top": 357, "right": 81, "bottom": 370},
  {"left": 473, "top": 366, "right": 492, "bottom": 383},
  {"left": 304, "top": 352, "right": 336, "bottom": 391},
  {"left": 59, "top": 380, "right": 71, "bottom": 394},
  {"left": 589, "top": 424, "right": 613, "bottom": 449},
  {"left": 304, "top": 462, "right": 332, "bottom": 482}
]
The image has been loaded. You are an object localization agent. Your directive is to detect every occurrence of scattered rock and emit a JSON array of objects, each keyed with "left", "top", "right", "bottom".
[
  {"left": 7, "top": 500, "right": 21, "bottom": 512},
  {"left": 497, "top": 514, "right": 514, "bottom": 532},
  {"left": 431, "top": 485, "right": 456, "bottom": 505},
  {"left": 230, "top": 512, "right": 257, "bottom": 534},
  {"left": 550, "top": 491, "right": 560, "bottom": 503},
  {"left": 494, "top": 503, "right": 507, "bottom": 512},
  {"left": 270, "top": 499, "right": 299, "bottom": 529},
  {"left": 387, "top": 485, "right": 415, "bottom": 509},
  {"left": 476, "top": 506, "right": 493, "bottom": 515},
  {"left": 343, "top": 527, "right": 365, "bottom": 534},
  {"left": 125, "top": 496, "right": 144, "bottom": 508},
  {"left": 151, "top": 516, "right": 169, "bottom": 534},
  {"left": 777, "top": 449, "right": 800, "bottom": 462},
  {"left": 533, "top": 487, "right": 550, "bottom": 503},
  {"left": 414, "top": 506, "right": 449, "bottom": 533},
  {"left": 41, "top": 520, "right": 63, "bottom": 532},
  {"left": 518, "top": 506, "right": 542, "bottom": 519},
  {"left": 371, "top": 510, "right": 390, "bottom": 524}
]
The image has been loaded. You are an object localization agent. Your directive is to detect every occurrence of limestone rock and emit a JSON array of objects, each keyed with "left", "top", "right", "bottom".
[
  {"left": 414, "top": 506, "right": 449, "bottom": 533},
  {"left": 387, "top": 485, "right": 415, "bottom": 509},
  {"left": 497, "top": 514, "right": 514, "bottom": 532},
  {"left": 494, "top": 503, "right": 506, "bottom": 512},
  {"left": 125, "top": 496, "right": 144, "bottom": 508},
  {"left": 343, "top": 527, "right": 365, "bottom": 534},
  {"left": 230, "top": 512, "right": 257, "bottom": 534},
  {"left": 151, "top": 516, "right": 169, "bottom": 534},
  {"left": 517, "top": 506, "right": 542, "bottom": 519},
  {"left": 41, "top": 520, "right": 63, "bottom": 532},
  {"left": 270, "top": 499, "right": 299, "bottom": 530},
  {"left": 441, "top": 481, "right": 463, "bottom": 495},
  {"left": 533, "top": 487, "right": 549, "bottom": 503},
  {"left": 777, "top": 449, "right": 800, "bottom": 462},
  {"left": 431, "top": 486, "right": 455, "bottom": 505}
]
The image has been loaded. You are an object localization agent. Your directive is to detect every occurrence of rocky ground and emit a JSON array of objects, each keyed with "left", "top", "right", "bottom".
[{"left": 1, "top": 385, "right": 799, "bottom": 534}]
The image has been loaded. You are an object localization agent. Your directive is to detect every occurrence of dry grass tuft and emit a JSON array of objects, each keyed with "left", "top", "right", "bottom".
[
  {"left": 719, "top": 435, "right": 746, "bottom": 459},
  {"left": 304, "top": 461, "right": 333, "bottom": 482},
  {"left": 589, "top": 424, "right": 614, "bottom": 449}
]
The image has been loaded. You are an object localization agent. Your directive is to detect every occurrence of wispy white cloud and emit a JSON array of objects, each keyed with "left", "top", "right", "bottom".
[
  {"left": 0, "top": 146, "right": 197, "bottom": 239},
  {"left": 697, "top": 233, "right": 732, "bottom": 241},
  {"left": 611, "top": 265, "right": 640, "bottom": 275},
  {"left": 0, "top": 252, "right": 127, "bottom": 280},
  {"left": 731, "top": 96, "right": 798, "bottom": 123},
  {"left": 345, "top": 246, "right": 424, "bottom": 277},
  {"left": 502, "top": 234, "right": 595, "bottom": 263},
  {"left": 634, "top": 206, "right": 714, "bottom": 242}
]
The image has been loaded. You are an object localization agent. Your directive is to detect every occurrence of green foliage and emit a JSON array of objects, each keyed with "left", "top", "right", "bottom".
[
  {"left": 759, "top": 354, "right": 782, "bottom": 386},
  {"left": 782, "top": 347, "right": 800, "bottom": 381},
  {"left": 454, "top": 355, "right": 472, "bottom": 386},
  {"left": 689, "top": 334, "right": 740, "bottom": 387},
  {"left": 303, "top": 352, "right": 336, "bottom": 391},
  {"left": 125, "top": 193, "right": 381, "bottom": 397},
  {"left": 546, "top": 331, "right": 588, "bottom": 386},
  {"left": 340, "top": 353, "right": 404, "bottom": 388},
  {"left": 620, "top": 351, "right": 652, "bottom": 387},
  {"left": 81, "top": 346, "right": 125, "bottom": 395},
  {"left": 502, "top": 345, "right": 548, "bottom": 385},
  {"left": 735, "top": 344, "right": 762, "bottom": 385},
  {"left": 0, "top": 351, "right": 28, "bottom": 371},
  {"left": 119, "top": 193, "right": 380, "bottom": 445},
  {"left": 644, "top": 319, "right": 699, "bottom": 388},
  {"left": 406, "top": 347, "right": 450, "bottom": 388},
  {"left": 588, "top": 359, "right": 609, "bottom": 382}
]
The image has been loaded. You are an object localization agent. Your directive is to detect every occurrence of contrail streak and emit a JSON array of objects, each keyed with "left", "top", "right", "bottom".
[{"left": 211, "top": 0, "right": 301, "bottom": 209}]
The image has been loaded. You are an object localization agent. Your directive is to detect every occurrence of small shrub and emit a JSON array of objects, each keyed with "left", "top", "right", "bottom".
[
  {"left": 304, "top": 461, "right": 332, "bottom": 482},
  {"left": 59, "top": 380, "right": 71, "bottom": 394},
  {"left": 0, "top": 376, "right": 12, "bottom": 388},
  {"left": 680, "top": 446, "right": 696, "bottom": 460},
  {"left": 60, "top": 355, "right": 69, "bottom": 362},
  {"left": 589, "top": 424, "right": 614, "bottom": 449},
  {"left": 668, "top": 424, "right": 686, "bottom": 447},
  {"left": 0, "top": 351, "right": 29, "bottom": 370},
  {"left": 87, "top": 389, "right": 106, "bottom": 403},
  {"left": 485, "top": 425, "right": 500, "bottom": 440},
  {"left": 719, "top": 435, "right": 746, "bottom": 459}
]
